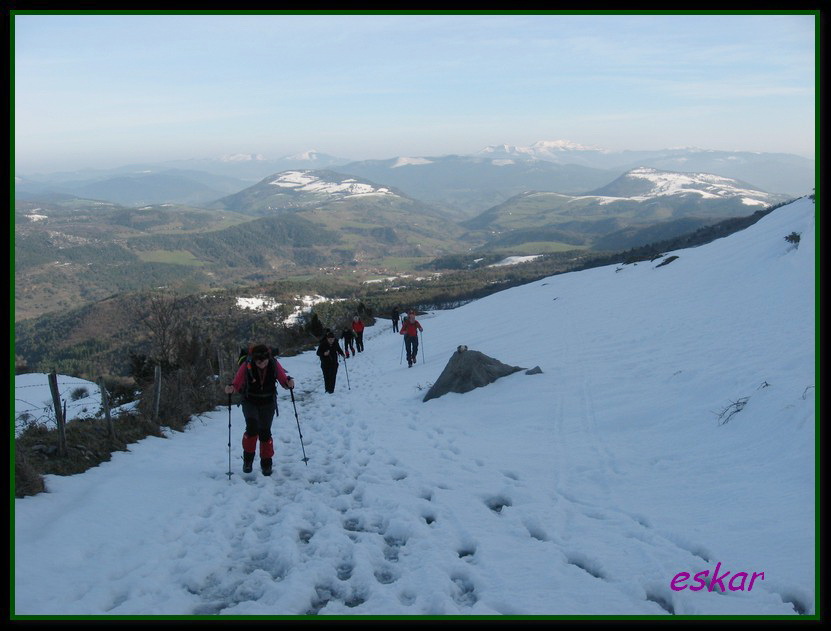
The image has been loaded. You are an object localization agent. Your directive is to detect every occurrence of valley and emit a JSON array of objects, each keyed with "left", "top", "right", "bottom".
[
  {"left": 14, "top": 162, "right": 794, "bottom": 322},
  {"left": 13, "top": 144, "right": 811, "bottom": 380}
]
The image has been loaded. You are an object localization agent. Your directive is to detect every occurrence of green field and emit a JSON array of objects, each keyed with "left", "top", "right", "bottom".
[
  {"left": 489, "top": 241, "right": 589, "bottom": 255},
  {"left": 135, "top": 250, "right": 205, "bottom": 266}
]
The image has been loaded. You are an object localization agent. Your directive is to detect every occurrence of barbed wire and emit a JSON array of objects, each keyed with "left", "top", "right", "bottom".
[
  {"left": 14, "top": 379, "right": 102, "bottom": 390},
  {"left": 14, "top": 377, "right": 108, "bottom": 426},
  {"left": 15, "top": 397, "right": 103, "bottom": 411}
]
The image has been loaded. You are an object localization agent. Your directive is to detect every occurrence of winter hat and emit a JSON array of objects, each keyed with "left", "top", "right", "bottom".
[{"left": 251, "top": 344, "right": 270, "bottom": 359}]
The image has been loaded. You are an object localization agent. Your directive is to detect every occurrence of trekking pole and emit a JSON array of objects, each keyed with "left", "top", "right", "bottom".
[
  {"left": 420, "top": 331, "right": 425, "bottom": 363},
  {"left": 226, "top": 392, "right": 233, "bottom": 480},
  {"left": 343, "top": 355, "right": 351, "bottom": 390},
  {"left": 400, "top": 337, "right": 405, "bottom": 365},
  {"left": 290, "top": 389, "right": 310, "bottom": 465}
]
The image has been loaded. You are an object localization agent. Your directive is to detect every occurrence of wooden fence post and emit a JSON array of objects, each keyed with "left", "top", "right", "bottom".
[
  {"left": 153, "top": 365, "right": 162, "bottom": 425},
  {"left": 98, "top": 376, "right": 116, "bottom": 441},
  {"left": 48, "top": 371, "right": 68, "bottom": 457}
]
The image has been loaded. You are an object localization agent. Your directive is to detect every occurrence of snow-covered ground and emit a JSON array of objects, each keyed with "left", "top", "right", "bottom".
[
  {"left": 14, "top": 374, "right": 103, "bottom": 437},
  {"left": 235, "top": 294, "right": 344, "bottom": 326},
  {"left": 13, "top": 198, "right": 815, "bottom": 617},
  {"left": 488, "top": 255, "right": 544, "bottom": 267},
  {"left": 269, "top": 171, "right": 394, "bottom": 198}
]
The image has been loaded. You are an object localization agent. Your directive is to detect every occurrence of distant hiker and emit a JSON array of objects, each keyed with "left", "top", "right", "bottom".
[
  {"left": 400, "top": 310, "right": 423, "bottom": 367},
  {"left": 352, "top": 316, "right": 365, "bottom": 353},
  {"left": 317, "top": 329, "right": 346, "bottom": 393},
  {"left": 341, "top": 327, "right": 356, "bottom": 357},
  {"left": 225, "top": 344, "right": 295, "bottom": 476},
  {"left": 391, "top": 307, "right": 400, "bottom": 333}
]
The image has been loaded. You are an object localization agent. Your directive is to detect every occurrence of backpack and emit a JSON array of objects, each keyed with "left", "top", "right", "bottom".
[{"left": 236, "top": 345, "right": 280, "bottom": 405}]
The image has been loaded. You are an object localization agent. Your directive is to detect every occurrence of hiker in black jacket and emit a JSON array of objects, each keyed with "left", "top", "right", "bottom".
[
  {"left": 391, "top": 306, "right": 400, "bottom": 332},
  {"left": 316, "top": 329, "right": 346, "bottom": 393},
  {"left": 341, "top": 327, "right": 356, "bottom": 357}
]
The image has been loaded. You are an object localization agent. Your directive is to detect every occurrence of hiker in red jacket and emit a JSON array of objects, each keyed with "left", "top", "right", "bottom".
[
  {"left": 400, "top": 310, "right": 423, "bottom": 367},
  {"left": 225, "top": 344, "right": 294, "bottom": 476},
  {"left": 351, "top": 315, "right": 365, "bottom": 353}
]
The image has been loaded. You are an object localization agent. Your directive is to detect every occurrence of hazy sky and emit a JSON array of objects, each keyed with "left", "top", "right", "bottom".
[{"left": 13, "top": 12, "right": 817, "bottom": 173}]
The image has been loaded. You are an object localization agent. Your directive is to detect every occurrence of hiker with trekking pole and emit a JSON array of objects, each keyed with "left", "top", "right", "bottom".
[
  {"left": 316, "top": 329, "right": 346, "bottom": 394},
  {"left": 341, "top": 326, "right": 356, "bottom": 358},
  {"left": 351, "top": 315, "right": 365, "bottom": 353},
  {"left": 225, "top": 344, "right": 295, "bottom": 476},
  {"left": 400, "top": 310, "right": 424, "bottom": 368}
]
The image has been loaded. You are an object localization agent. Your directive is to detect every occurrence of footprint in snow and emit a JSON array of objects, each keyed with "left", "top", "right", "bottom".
[
  {"left": 485, "top": 495, "right": 512, "bottom": 514},
  {"left": 565, "top": 552, "right": 606, "bottom": 580},
  {"left": 450, "top": 573, "right": 478, "bottom": 607},
  {"left": 457, "top": 545, "right": 476, "bottom": 559},
  {"left": 374, "top": 565, "right": 399, "bottom": 585},
  {"left": 336, "top": 560, "right": 354, "bottom": 581}
]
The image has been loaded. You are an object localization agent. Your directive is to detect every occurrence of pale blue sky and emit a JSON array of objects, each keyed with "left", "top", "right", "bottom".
[{"left": 13, "top": 12, "right": 817, "bottom": 173}]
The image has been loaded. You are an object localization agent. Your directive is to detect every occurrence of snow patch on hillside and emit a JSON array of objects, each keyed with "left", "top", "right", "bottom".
[
  {"left": 392, "top": 157, "right": 433, "bottom": 168},
  {"left": 235, "top": 294, "right": 345, "bottom": 326},
  {"left": 269, "top": 171, "right": 395, "bottom": 198},
  {"left": 625, "top": 167, "right": 769, "bottom": 204},
  {"left": 488, "top": 255, "right": 543, "bottom": 267}
]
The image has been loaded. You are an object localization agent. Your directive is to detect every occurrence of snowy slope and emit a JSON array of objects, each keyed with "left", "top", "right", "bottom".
[
  {"left": 13, "top": 197, "right": 815, "bottom": 617},
  {"left": 14, "top": 374, "right": 103, "bottom": 437},
  {"left": 588, "top": 167, "right": 784, "bottom": 206},
  {"left": 269, "top": 170, "right": 396, "bottom": 199}
]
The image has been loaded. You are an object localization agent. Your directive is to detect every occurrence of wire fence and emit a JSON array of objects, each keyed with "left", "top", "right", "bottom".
[{"left": 14, "top": 377, "right": 127, "bottom": 437}]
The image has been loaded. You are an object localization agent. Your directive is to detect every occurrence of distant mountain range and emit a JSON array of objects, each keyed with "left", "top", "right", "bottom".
[
  {"left": 15, "top": 168, "right": 251, "bottom": 208},
  {"left": 333, "top": 155, "right": 619, "bottom": 218},
  {"left": 14, "top": 162, "right": 801, "bottom": 322},
  {"left": 15, "top": 140, "right": 814, "bottom": 213},
  {"left": 474, "top": 141, "right": 814, "bottom": 196},
  {"left": 460, "top": 166, "right": 790, "bottom": 253}
]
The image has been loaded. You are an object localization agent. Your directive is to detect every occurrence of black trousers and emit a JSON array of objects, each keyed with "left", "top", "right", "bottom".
[
  {"left": 241, "top": 399, "right": 276, "bottom": 442},
  {"left": 321, "top": 364, "right": 338, "bottom": 393},
  {"left": 404, "top": 335, "right": 418, "bottom": 362},
  {"left": 355, "top": 332, "right": 364, "bottom": 352}
]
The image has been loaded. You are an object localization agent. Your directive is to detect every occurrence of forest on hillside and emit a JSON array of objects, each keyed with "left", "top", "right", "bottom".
[{"left": 14, "top": 199, "right": 794, "bottom": 386}]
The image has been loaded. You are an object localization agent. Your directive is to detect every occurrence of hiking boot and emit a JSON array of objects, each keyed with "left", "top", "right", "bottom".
[
  {"left": 242, "top": 452, "right": 255, "bottom": 473},
  {"left": 261, "top": 458, "right": 273, "bottom": 476}
]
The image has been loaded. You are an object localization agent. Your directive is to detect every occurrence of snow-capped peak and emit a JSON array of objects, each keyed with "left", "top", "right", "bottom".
[
  {"left": 477, "top": 139, "right": 609, "bottom": 161},
  {"left": 620, "top": 167, "right": 775, "bottom": 205},
  {"left": 530, "top": 139, "right": 605, "bottom": 152},
  {"left": 268, "top": 170, "right": 396, "bottom": 198},
  {"left": 392, "top": 157, "right": 434, "bottom": 168},
  {"left": 221, "top": 153, "right": 266, "bottom": 162},
  {"left": 285, "top": 150, "right": 322, "bottom": 161}
]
